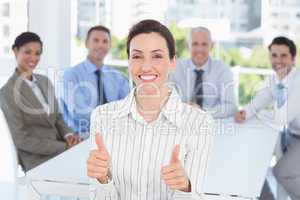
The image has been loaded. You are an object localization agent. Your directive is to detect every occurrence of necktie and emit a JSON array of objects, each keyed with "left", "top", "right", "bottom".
[
  {"left": 281, "top": 126, "right": 290, "bottom": 153},
  {"left": 276, "top": 83, "right": 286, "bottom": 109},
  {"left": 95, "top": 69, "right": 107, "bottom": 105},
  {"left": 194, "top": 69, "right": 204, "bottom": 107},
  {"left": 276, "top": 83, "right": 289, "bottom": 153}
]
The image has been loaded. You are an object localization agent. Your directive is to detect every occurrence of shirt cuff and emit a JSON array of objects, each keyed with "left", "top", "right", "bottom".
[
  {"left": 64, "top": 132, "right": 74, "bottom": 139},
  {"left": 90, "top": 178, "right": 118, "bottom": 199},
  {"left": 92, "top": 178, "right": 114, "bottom": 189}
]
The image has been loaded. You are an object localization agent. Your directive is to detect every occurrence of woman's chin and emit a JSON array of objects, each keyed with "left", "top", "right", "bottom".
[
  {"left": 136, "top": 83, "right": 162, "bottom": 97},
  {"left": 18, "top": 65, "right": 35, "bottom": 74},
  {"left": 25, "top": 67, "right": 35, "bottom": 73}
]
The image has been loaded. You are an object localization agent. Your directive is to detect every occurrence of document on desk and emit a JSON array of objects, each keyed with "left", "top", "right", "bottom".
[{"left": 203, "top": 118, "right": 280, "bottom": 199}]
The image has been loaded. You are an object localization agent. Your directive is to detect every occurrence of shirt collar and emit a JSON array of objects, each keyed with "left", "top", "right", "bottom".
[
  {"left": 160, "top": 87, "right": 184, "bottom": 128},
  {"left": 116, "top": 87, "right": 184, "bottom": 128},
  {"left": 189, "top": 56, "right": 211, "bottom": 73},
  {"left": 83, "top": 58, "right": 107, "bottom": 74},
  {"left": 23, "top": 75, "right": 37, "bottom": 88}
]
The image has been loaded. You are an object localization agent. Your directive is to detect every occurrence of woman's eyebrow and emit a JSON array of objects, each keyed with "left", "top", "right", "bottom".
[
  {"left": 131, "top": 49, "right": 142, "bottom": 53},
  {"left": 151, "top": 49, "right": 164, "bottom": 53},
  {"left": 131, "top": 49, "right": 165, "bottom": 53}
]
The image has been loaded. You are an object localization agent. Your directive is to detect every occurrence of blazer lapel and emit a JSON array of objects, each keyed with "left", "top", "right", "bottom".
[
  {"left": 11, "top": 71, "right": 54, "bottom": 125},
  {"left": 35, "top": 75, "right": 56, "bottom": 125}
]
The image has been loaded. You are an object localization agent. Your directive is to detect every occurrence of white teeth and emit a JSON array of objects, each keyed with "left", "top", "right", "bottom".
[{"left": 140, "top": 75, "right": 157, "bottom": 80}]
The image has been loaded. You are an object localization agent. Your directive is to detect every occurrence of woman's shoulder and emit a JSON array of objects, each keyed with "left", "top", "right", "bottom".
[
  {"left": 180, "top": 102, "right": 206, "bottom": 117},
  {"left": 0, "top": 73, "right": 18, "bottom": 96},
  {"left": 91, "top": 96, "right": 131, "bottom": 120},
  {"left": 0, "top": 77, "right": 18, "bottom": 108},
  {"left": 180, "top": 103, "right": 214, "bottom": 128}
]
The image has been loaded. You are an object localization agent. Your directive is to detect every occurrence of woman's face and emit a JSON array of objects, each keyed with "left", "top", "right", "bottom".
[
  {"left": 128, "top": 32, "right": 176, "bottom": 95},
  {"left": 13, "top": 42, "right": 42, "bottom": 73}
]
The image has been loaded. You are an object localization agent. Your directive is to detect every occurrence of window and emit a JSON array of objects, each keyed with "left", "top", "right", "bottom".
[
  {"left": 3, "top": 46, "right": 10, "bottom": 54},
  {"left": 239, "top": 23, "right": 247, "bottom": 31},
  {"left": 3, "top": 25, "right": 10, "bottom": 37},
  {"left": 271, "top": 12, "right": 278, "bottom": 18},
  {"left": 282, "top": 25, "right": 290, "bottom": 30},
  {"left": 0, "top": 0, "right": 27, "bottom": 59},
  {"left": 0, "top": 3, "right": 9, "bottom": 17}
]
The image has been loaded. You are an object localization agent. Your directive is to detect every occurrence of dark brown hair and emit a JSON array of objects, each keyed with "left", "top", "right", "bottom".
[
  {"left": 12, "top": 32, "right": 43, "bottom": 50},
  {"left": 268, "top": 36, "right": 297, "bottom": 59},
  {"left": 86, "top": 25, "right": 111, "bottom": 41},
  {"left": 126, "top": 19, "right": 175, "bottom": 59}
]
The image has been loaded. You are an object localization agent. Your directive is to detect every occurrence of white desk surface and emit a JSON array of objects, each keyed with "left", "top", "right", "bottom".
[
  {"left": 26, "top": 118, "right": 280, "bottom": 199},
  {"left": 26, "top": 139, "right": 91, "bottom": 184},
  {"left": 203, "top": 118, "right": 279, "bottom": 198}
]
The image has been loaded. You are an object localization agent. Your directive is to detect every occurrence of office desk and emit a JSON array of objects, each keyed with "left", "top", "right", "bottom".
[
  {"left": 26, "top": 139, "right": 90, "bottom": 199},
  {"left": 203, "top": 118, "right": 280, "bottom": 199},
  {"left": 25, "top": 118, "right": 280, "bottom": 200}
]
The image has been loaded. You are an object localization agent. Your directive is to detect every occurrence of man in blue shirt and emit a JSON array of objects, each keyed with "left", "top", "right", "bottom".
[{"left": 60, "top": 25, "right": 130, "bottom": 138}]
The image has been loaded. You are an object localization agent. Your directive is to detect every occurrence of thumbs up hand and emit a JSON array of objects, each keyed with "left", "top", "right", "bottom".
[
  {"left": 87, "top": 133, "right": 111, "bottom": 184},
  {"left": 161, "top": 145, "right": 191, "bottom": 192}
]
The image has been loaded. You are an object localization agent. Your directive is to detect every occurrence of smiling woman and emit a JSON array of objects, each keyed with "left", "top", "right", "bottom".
[
  {"left": 88, "top": 19, "right": 215, "bottom": 200},
  {"left": 0, "top": 32, "right": 80, "bottom": 172},
  {"left": 11, "top": 32, "right": 43, "bottom": 76},
  {"left": 128, "top": 32, "right": 175, "bottom": 99}
]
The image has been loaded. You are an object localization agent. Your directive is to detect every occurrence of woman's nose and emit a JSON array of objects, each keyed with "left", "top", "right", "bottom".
[{"left": 141, "top": 58, "right": 152, "bottom": 71}]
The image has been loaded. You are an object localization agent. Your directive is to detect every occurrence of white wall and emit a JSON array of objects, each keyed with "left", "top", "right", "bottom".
[
  {"left": 0, "top": 0, "right": 27, "bottom": 85},
  {"left": 28, "top": 0, "right": 71, "bottom": 70}
]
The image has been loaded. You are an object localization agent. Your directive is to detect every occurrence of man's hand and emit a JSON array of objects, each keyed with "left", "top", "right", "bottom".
[
  {"left": 87, "top": 134, "right": 111, "bottom": 184},
  {"left": 66, "top": 134, "right": 81, "bottom": 148},
  {"left": 161, "top": 145, "right": 191, "bottom": 192},
  {"left": 234, "top": 110, "right": 246, "bottom": 123},
  {"left": 188, "top": 101, "right": 201, "bottom": 109}
]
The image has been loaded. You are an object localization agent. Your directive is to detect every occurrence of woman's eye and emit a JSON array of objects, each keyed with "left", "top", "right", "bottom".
[
  {"left": 132, "top": 55, "right": 141, "bottom": 59},
  {"left": 153, "top": 54, "right": 163, "bottom": 59}
]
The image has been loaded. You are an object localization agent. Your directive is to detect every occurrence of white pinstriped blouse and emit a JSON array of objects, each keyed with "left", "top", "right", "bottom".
[{"left": 89, "top": 87, "right": 214, "bottom": 200}]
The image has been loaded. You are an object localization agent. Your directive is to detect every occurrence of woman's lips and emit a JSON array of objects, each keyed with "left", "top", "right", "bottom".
[{"left": 138, "top": 74, "right": 158, "bottom": 82}]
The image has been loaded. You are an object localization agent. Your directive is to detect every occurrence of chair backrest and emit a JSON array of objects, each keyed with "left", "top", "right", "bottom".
[{"left": 0, "top": 109, "right": 19, "bottom": 199}]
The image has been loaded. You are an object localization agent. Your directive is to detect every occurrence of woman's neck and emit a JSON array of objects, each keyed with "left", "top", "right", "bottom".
[
  {"left": 135, "top": 86, "right": 170, "bottom": 123},
  {"left": 17, "top": 67, "right": 33, "bottom": 81}
]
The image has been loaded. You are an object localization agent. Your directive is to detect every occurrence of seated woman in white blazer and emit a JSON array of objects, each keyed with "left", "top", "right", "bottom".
[{"left": 87, "top": 19, "right": 214, "bottom": 200}]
